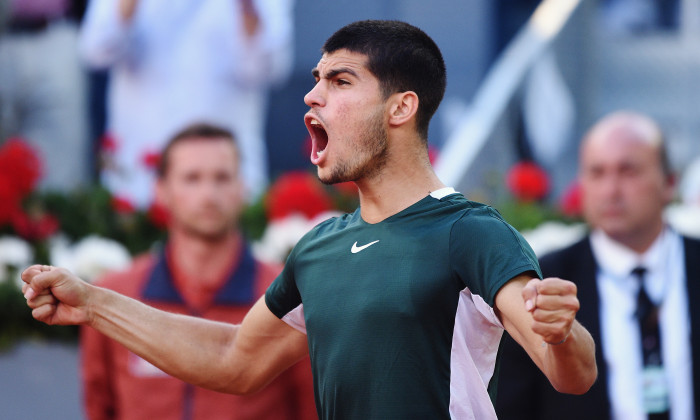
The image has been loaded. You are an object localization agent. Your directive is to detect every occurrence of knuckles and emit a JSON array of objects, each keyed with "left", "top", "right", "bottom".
[{"left": 539, "top": 278, "right": 577, "bottom": 295}]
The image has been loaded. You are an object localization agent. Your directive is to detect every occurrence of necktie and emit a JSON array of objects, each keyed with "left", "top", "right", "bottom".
[{"left": 632, "top": 267, "right": 670, "bottom": 420}]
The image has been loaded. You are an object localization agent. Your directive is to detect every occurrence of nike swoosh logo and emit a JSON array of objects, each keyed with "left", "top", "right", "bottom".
[{"left": 351, "top": 240, "right": 380, "bottom": 254}]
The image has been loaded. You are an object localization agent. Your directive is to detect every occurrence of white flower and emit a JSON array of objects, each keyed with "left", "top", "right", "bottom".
[
  {"left": 679, "top": 158, "right": 700, "bottom": 206},
  {"left": 665, "top": 204, "right": 700, "bottom": 239},
  {"left": 50, "top": 235, "right": 132, "bottom": 283},
  {"left": 522, "top": 221, "right": 587, "bottom": 257},
  {"left": 0, "top": 235, "right": 34, "bottom": 288},
  {"left": 253, "top": 211, "right": 341, "bottom": 263}
]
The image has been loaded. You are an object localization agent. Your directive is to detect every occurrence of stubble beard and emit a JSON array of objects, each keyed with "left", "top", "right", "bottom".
[{"left": 319, "top": 110, "right": 388, "bottom": 185}]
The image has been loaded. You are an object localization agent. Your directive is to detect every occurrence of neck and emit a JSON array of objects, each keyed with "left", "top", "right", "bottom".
[
  {"left": 607, "top": 221, "right": 665, "bottom": 254},
  {"left": 167, "top": 229, "right": 241, "bottom": 292},
  {"left": 355, "top": 149, "right": 445, "bottom": 224}
]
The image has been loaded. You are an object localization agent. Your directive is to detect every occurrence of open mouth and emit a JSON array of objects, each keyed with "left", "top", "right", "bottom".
[{"left": 306, "top": 115, "right": 329, "bottom": 164}]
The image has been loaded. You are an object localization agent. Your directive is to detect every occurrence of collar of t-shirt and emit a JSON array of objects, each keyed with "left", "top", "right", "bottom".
[
  {"left": 430, "top": 187, "right": 457, "bottom": 200},
  {"left": 166, "top": 238, "right": 241, "bottom": 311}
]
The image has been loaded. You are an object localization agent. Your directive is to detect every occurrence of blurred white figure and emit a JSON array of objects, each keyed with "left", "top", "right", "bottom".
[
  {"left": 0, "top": 0, "right": 89, "bottom": 191},
  {"left": 80, "top": 0, "right": 294, "bottom": 208}
]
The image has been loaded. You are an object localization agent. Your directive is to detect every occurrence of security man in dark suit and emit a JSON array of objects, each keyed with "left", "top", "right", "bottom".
[{"left": 496, "top": 110, "right": 700, "bottom": 420}]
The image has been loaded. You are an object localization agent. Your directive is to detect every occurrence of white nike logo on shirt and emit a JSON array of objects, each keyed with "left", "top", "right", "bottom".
[{"left": 351, "top": 240, "right": 380, "bottom": 253}]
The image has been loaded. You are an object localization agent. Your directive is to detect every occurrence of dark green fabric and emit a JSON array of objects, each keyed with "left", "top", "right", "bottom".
[{"left": 266, "top": 193, "right": 541, "bottom": 419}]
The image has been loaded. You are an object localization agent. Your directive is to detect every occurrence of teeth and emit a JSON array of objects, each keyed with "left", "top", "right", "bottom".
[
  {"left": 317, "top": 149, "right": 325, "bottom": 156},
  {"left": 310, "top": 119, "right": 320, "bottom": 126}
]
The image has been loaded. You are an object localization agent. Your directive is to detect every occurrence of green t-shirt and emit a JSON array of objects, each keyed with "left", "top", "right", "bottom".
[{"left": 266, "top": 189, "right": 541, "bottom": 419}]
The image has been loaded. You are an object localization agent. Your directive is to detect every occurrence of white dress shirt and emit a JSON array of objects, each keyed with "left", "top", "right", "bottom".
[
  {"left": 79, "top": 0, "right": 294, "bottom": 207},
  {"left": 591, "top": 227, "right": 694, "bottom": 420}
]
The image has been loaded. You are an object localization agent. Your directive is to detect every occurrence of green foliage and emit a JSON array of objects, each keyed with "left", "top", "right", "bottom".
[
  {"left": 495, "top": 200, "right": 563, "bottom": 232},
  {"left": 0, "top": 184, "right": 167, "bottom": 351},
  {"left": 34, "top": 186, "right": 166, "bottom": 255},
  {"left": 240, "top": 196, "right": 268, "bottom": 241}
]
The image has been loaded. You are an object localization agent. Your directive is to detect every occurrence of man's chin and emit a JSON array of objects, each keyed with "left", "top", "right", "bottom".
[
  {"left": 317, "top": 167, "right": 356, "bottom": 186},
  {"left": 183, "top": 225, "right": 231, "bottom": 242},
  {"left": 600, "top": 224, "right": 634, "bottom": 240},
  {"left": 317, "top": 172, "right": 343, "bottom": 186},
  {"left": 316, "top": 167, "right": 335, "bottom": 185}
]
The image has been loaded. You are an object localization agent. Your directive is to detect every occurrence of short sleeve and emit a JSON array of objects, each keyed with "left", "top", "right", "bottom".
[
  {"left": 265, "top": 247, "right": 303, "bottom": 320},
  {"left": 449, "top": 206, "right": 542, "bottom": 306}
]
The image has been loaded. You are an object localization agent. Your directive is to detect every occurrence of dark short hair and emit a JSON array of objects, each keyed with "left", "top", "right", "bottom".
[
  {"left": 322, "top": 20, "right": 446, "bottom": 141},
  {"left": 157, "top": 122, "right": 238, "bottom": 178}
]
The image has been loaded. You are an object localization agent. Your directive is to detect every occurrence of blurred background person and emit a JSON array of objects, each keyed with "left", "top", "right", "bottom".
[
  {"left": 496, "top": 110, "right": 700, "bottom": 420},
  {"left": 80, "top": 122, "right": 316, "bottom": 420},
  {"left": 79, "top": 0, "right": 294, "bottom": 208},
  {"left": 0, "top": 0, "right": 90, "bottom": 191}
]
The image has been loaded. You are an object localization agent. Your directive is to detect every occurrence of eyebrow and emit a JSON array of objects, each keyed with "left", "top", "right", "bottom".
[{"left": 311, "top": 67, "right": 359, "bottom": 80}]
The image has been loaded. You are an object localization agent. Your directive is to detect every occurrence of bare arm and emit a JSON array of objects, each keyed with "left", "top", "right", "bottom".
[
  {"left": 495, "top": 274, "right": 597, "bottom": 394},
  {"left": 22, "top": 265, "right": 308, "bottom": 395},
  {"left": 80, "top": 0, "right": 138, "bottom": 67}
]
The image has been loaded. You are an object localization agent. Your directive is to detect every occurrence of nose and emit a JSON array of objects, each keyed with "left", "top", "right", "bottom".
[
  {"left": 196, "top": 179, "right": 218, "bottom": 202},
  {"left": 304, "top": 82, "right": 325, "bottom": 108},
  {"left": 596, "top": 173, "right": 623, "bottom": 200}
]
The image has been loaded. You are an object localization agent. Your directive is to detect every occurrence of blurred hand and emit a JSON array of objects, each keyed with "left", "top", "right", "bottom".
[
  {"left": 22, "top": 265, "right": 93, "bottom": 326},
  {"left": 522, "top": 277, "right": 579, "bottom": 345},
  {"left": 240, "top": 0, "right": 259, "bottom": 37},
  {"left": 119, "top": 0, "right": 139, "bottom": 22}
]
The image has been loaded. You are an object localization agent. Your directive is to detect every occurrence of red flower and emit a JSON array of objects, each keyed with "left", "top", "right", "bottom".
[
  {"left": 506, "top": 161, "right": 550, "bottom": 201},
  {"left": 428, "top": 145, "right": 439, "bottom": 165},
  {"left": 0, "top": 137, "right": 42, "bottom": 197},
  {"left": 141, "top": 150, "right": 161, "bottom": 170},
  {"left": 147, "top": 201, "right": 171, "bottom": 229},
  {"left": 100, "top": 132, "right": 119, "bottom": 153},
  {"left": 265, "top": 171, "right": 333, "bottom": 221},
  {"left": 0, "top": 177, "right": 21, "bottom": 224},
  {"left": 11, "top": 211, "right": 59, "bottom": 241},
  {"left": 0, "top": 137, "right": 42, "bottom": 226},
  {"left": 111, "top": 196, "right": 136, "bottom": 214},
  {"left": 559, "top": 180, "right": 582, "bottom": 218}
]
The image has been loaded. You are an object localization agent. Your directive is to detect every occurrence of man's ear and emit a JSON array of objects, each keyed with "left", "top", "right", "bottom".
[
  {"left": 662, "top": 172, "right": 677, "bottom": 206},
  {"left": 387, "top": 91, "right": 419, "bottom": 128}
]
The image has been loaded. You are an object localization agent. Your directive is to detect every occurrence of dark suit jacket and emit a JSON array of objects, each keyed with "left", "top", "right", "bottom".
[{"left": 495, "top": 235, "right": 700, "bottom": 420}]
